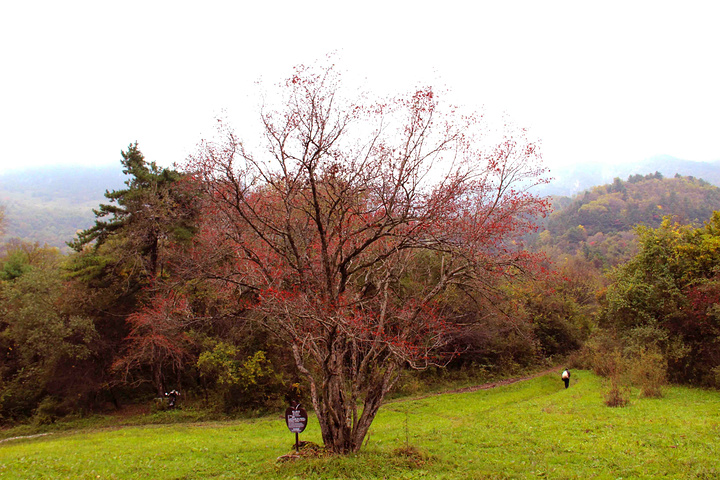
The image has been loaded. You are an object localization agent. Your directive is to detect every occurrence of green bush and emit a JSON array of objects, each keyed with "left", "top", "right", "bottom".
[
  {"left": 197, "top": 345, "right": 285, "bottom": 412},
  {"left": 0, "top": 369, "right": 45, "bottom": 422},
  {"left": 32, "top": 397, "right": 64, "bottom": 426},
  {"left": 151, "top": 397, "right": 172, "bottom": 413}
]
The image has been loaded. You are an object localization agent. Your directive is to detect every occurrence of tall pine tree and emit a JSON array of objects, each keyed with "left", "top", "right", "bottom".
[
  {"left": 66, "top": 143, "right": 200, "bottom": 398},
  {"left": 69, "top": 143, "right": 196, "bottom": 279}
]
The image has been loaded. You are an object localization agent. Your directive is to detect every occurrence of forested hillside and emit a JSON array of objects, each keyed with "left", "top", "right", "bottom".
[
  {"left": 0, "top": 166, "right": 125, "bottom": 251},
  {"left": 535, "top": 173, "right": 720, "bottom": 268}
]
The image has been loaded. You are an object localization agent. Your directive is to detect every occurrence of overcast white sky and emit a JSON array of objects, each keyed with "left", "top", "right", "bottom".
[{"left": 1, "top": 1, "right": 718, "bottom": 175}]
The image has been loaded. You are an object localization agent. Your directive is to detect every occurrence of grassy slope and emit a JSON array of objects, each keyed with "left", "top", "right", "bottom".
[{"left": 1, "top": 371, "right": 718, "bottom": 479}]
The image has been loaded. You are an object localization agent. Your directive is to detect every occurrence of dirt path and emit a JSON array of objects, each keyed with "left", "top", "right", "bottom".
[
  {"left": 444, "top": 366, "right": 560, "bottom": 395},
  {"left": 0, "top": 368, "right": 563, "bottom": 443},
  {"left": 388, "top": 366, "right": 561, "bottom": 404},
  {"left": 0, "top": 433, "right": 52, "bottom": 444}
]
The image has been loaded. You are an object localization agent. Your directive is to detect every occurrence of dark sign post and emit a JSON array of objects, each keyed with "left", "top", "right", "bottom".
[{"left": 284, "top": 404, "right": 308, "bottom": 453}]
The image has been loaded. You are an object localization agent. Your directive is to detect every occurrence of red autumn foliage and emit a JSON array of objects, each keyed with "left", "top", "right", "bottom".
[
  {"left": 182, "top": 62, "right": 550, "bottom": 453},
  {"left": 113, "top": 292, "right": 193, "bottom": 396}
]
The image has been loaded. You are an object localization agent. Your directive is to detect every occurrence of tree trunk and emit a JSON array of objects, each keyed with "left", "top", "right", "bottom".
[
  {"left": 348, "top": 361, "right": 401, "bottom": 452},
  {"left": 153, "top": 362, "right": 164, "bottom": 397},
  {"left": 301, "top": 348, "right": 401, "bottom": 454},
  {"left": 318, "top": 348, "right": 353, "bottom": 453}
]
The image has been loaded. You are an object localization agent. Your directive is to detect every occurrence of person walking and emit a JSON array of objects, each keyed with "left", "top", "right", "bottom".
[
  {"left": 561, "top": 369, "right": 570, "bottom": 389},
  {"left": 165, "top": 389, "right": 180, "bottom": 408}
]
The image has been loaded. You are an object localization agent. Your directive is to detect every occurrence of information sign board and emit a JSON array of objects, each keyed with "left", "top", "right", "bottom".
[{"left": 285, "top": 406, "right": 308, "bottom": 434}]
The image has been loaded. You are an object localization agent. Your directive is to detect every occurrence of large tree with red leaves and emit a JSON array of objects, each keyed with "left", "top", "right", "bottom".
[{"left": 184, "top": 63, "right": 550, "bottom": 453}]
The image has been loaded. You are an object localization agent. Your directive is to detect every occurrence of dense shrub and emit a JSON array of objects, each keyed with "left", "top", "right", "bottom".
[
  {"left": 197, "top": 345, "right": 286, "bottom": 412},
  {"left": 599, "top": 216, "right": 720, "bottom": 387},
  {"left": 627, "top": 348, "right": 667, "bottom": 398},
  {"left": 604, "top": 380, "right": 630, "bottom": 407}
]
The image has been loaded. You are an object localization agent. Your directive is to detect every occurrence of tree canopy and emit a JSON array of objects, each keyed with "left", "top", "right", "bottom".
[
  {"left": 600, "top": 214, "right": 720, "bottom": 385},
  {"left": 182, "top": 63, "right": 551, "bottom": 453}
]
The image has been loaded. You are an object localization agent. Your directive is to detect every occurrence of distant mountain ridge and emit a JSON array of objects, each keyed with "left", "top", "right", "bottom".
[
  {"left": 540, "top": 155, "right": 720, "bottom": 196},
  {"left": 2, "top": 155, "right": 720, "bottom": 251}
]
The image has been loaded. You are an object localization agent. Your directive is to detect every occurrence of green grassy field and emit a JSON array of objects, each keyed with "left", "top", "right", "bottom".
[{"left": 1, "top": 371, "right": 719, "bottom": 479}]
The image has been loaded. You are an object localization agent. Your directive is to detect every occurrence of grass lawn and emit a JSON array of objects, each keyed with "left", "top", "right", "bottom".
[{"left": 1, "top": 371, "right": 719, "bottom": 479}]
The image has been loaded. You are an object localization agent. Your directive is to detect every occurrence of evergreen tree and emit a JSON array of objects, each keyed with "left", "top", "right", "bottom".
[
  {"left": 65, "top": 143, "right": 200, "bottom": 400},
  {"left": 69, "top": 143, "right": 197, "bottom": 279}
]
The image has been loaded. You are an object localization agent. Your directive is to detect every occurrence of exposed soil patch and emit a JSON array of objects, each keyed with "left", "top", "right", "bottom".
[
  {"left": 389, "top": 367, "right": 561, "bottom": 404},
  {"left": 445, "top": 367, "right": 560, "bottom": 395},
  {"left": 0, "top": 433, "right": 52, "bottom": 444}
]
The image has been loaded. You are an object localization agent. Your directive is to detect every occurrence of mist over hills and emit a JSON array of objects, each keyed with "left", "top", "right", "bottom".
[
  {"left": 0, "top": 165, "right": 126, "bottom": 251},
  {"left": 540, "top": 155, "right": 720, "bottom": 196},
  {"left": 1, "top": 154, "right": 720, "bottom": 250},
  {"left": 0, "top": 165, "right": 126, "bottom": 200}
]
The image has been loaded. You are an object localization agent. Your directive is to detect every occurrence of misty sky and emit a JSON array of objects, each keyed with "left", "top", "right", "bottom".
[{"left": 1, "top": 1, "right": 718, "bottom": 174}]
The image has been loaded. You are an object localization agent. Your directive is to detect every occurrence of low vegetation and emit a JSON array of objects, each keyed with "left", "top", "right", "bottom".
[{"left": 1, "top": 371, "right": 718, "bottom": 479}]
